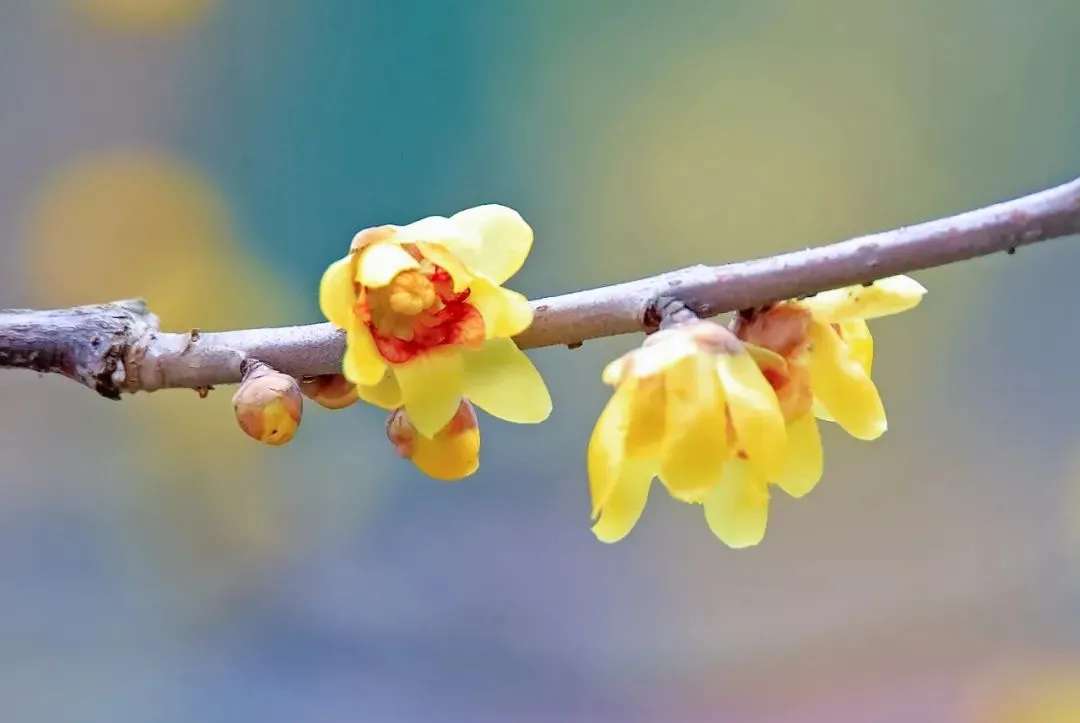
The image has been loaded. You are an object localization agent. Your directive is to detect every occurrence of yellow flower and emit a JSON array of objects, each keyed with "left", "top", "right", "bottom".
[
  {"left": 735, "top": 275, "right": 926, "bottom": 441},
  {"left": 587, "top": 320, "right": 788, "bottom": 544},
  {"left": 688, "top": 355, "right": 826, "bottom": 547},
  {"left": 319, "top": 205, "right": 552, "bottom": 438},
  {"left": 692, "top": 276, "right": 924, "bottom": 548},
  {"left": 387, "top": 400, "right": 482, "bottom": 481}
]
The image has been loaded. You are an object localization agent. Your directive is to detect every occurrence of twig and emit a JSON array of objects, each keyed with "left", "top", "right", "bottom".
[{"left": 3, "top": 177, "right": 1080, "bottom": 398}]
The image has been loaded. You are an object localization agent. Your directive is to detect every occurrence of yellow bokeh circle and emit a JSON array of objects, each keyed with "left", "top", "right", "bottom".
[
  {"left": 71, "top": 0, "right": 213, "bottom": 33},
  {"left": 23, "top": 148, "right": 290, "bottom": 331}
]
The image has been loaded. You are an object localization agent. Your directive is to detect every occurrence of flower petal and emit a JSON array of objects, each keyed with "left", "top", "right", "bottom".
[
  {"left": 658, "top": 354, "right": 728, "bottom": 499},
  {"left": 802, "top": 275, "right": 927, "bottom": 322},
  {"left": 394, "top": 215, "right": 482, "bottom": 250},
  {"left": 356, "top": 241, "right": 420, "bottom": 288},
  {"left": 342, "top": 325, "right": 388, "bottom": 387},
  {"left": 409, "top": 406, "right": 481, "bottom": 481},
  {"left": 715, "top": 350, "right": 788, "bottom": 480},
  {"left": 354, "top": 370, "right": 402, "bottom": 410},
  {"left": 703, "top": 459, "right": 770, "bottom": 549},
  {"left": 394, "top": 349, "right": 465, "bottom": 438},
  {"left": 840, "top": 319, "right": 873, "bottom": 375},
  {"left": 624, "top": 333, "right": 699, "bottom": 379},
  {"left": 743, "top": 342, "right": 788, "bottom": 376},
  {"left": 416, "top": 241, "right": 473, "bottom": 293},
  {"left": 447, "top": 204, "right": 533, "bottom": 284},
  {"left": 812, "top": 321, "right": 870, "bottom": 422},
  {"left": 807, "top": 320, "right": 887, "bottom": 440},
  {"left": 773, "top": 412, "right": 823, "bottom": 498},
  {"left": 591, "top": 459, "right": 655, "bottom": 544},
  {"left": 601, "top": 356, "right": 628, "bottom": 386},
  {"left": 462, "top": 338, "right": 551, "bottom": 424},
  {"left": 588, "top": 380, "right": 636, "bottom": 517},
  {"left": 812, "top": 399, "right": 834, "bottom": 421},
  {"left": 468, "top": 277, "right": 534, "bottom": 339},
  {"left": 624, "top": 375, "right": 666, "bottom": 459},
  {"left": 319, "top": 256, "right": 357, "bottom": 329}
]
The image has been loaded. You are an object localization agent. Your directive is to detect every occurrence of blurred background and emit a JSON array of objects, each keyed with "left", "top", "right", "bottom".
[{"left": 1, "top": 1, "right": 1080, "bottom": 721}]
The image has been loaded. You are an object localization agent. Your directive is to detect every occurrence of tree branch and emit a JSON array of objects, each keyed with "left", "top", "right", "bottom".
[
  {"left": 4, "top": 176, "right": 1080, "bottom": 398},
  {"left": 0, "top": 299, "right": 158, "bottom": 399}
]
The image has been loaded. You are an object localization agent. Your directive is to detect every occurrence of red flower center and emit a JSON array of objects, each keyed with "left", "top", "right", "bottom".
[{"left": 353, "top": 246, "right": 485, "bottom": 364}]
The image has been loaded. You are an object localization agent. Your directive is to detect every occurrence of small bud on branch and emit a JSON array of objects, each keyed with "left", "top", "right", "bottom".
[{"left": 231, "top": 360, "right": 303, "bottom": 446}]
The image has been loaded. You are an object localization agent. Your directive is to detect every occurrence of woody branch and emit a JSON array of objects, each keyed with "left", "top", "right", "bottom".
[{"left": 3, "top": 176, "right": 1080, "bottom": 400}]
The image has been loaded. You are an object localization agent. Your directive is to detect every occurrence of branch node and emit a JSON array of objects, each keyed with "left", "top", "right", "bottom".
[
  {"left": 0, "top": 299, "right": 159, "bottom": 399},
  {"left": 183, "top": 328, "right": 201, "bottom": 353},
  {"left": 649, "top": 295, "right": 701, "bottom": 331}
]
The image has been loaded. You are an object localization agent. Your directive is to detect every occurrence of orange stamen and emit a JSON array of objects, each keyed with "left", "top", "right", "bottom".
[{"left": 355, "top": 250, "right": 486, "bottom": 364}]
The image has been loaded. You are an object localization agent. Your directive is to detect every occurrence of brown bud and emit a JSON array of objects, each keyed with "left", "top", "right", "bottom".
[
  {"left": 732, "top": 304, "right": 812, "bottom": 359},
  {"left": 232, "top": 361, "right": 303, "bottom": 446},
  {"left": 300, "top": 374, "right": 359, "bottom": 410},
  {"left": 386, "top": 400, "right": 480, "bottom": 481}
]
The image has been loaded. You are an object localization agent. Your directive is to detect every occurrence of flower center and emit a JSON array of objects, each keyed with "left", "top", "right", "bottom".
[
  {"left": 355, "top": 245, "right": 485, "bottom": 364},
  {"left": 735, "top": 306, "right": 814, "bottom": 421}
]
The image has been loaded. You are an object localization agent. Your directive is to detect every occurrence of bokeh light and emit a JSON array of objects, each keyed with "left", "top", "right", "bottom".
[
  {"left": 70, "top": 0, "right": 213, "bottom": 34},
  {"left": 965, "top": 665, "right": 1080, "bottom": 723},
  {"left": 23, "top": 148, "right": 295, "bottom": 330}
]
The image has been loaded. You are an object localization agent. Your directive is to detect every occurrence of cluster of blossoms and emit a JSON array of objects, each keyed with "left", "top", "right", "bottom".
[
  {"left": 589, "top": 276, "right": 925, "bottom": 547},
  {"left": 231, "top": 204, "right": 926, "bottom": 548}
]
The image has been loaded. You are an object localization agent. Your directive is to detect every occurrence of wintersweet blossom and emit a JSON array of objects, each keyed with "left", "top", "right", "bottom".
[
  {"left": 735, "top": 274, "right": 927, "bottom": 441},
  {"left": 587, "top": 320, "right": 788, "bottom": 544},
  {"left": 387, "top": 400, "right": 481, "bottom": 481},
  {"left": 319, "top": 205, "right": 551, "bottom": 438},
  {"left": 679, "top": 344, "right": 825, "bottom": 548}
]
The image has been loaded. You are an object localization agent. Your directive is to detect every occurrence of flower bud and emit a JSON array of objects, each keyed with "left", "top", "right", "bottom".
[
  {"left": 232, "top": 361, "right": 303, "bottom": 446},
  {"left": 299, "top": 374, "right": 359, "bottom": 410},
  {"left": 386, "top": 399, "right": 480, "bottom": 481}
]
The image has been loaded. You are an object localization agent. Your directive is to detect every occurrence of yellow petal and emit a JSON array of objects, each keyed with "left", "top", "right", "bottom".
[
  {"left": 703, "top": 459, "right": 769, "bottom": 549},
  {"left": 812, "top": 399, "right": 834, "bottom": 421},
  {"left": 468, "top": 277, "right": 534, "bottom": 339},
  {"left": 591, "top": 459, "right": 655, "bottom": 543},
  {"left": 342, "top": 325, "right": 388, "bottom": 387},
  {"left": 813, "top": 321, "right": 870, "bottom": 422},
  {"left": 743, "top": 342, "right": 788, "bottom": 376},
  {"left": 840, "top": 319, "right": 873, "bottom": 375},
  {"left": 715, "top": 350, "right": 788, "bottom": 480},
  {"left": 319, "top": 256, "right": 357, "bottom": 329},
  {"left": 394, "top": 215, "right": 482, "bottom": 250},
  {"left": 355, "top": 241, "right": 419, "bottom": 288},
  {"left": 462, "top": 338, "right": 551, "bottom": 424},
  {"left": 601, "top": 355, "right": 628, "bottom": 387},
  {"left": 354, "top": 370, "right": 402, "bottom": 410},
  {"left": 588, "top": 380, "right": 637, "bottom": 517},
  {"left": 772, "top": 412, "right": 823, "bottom": 498},
  {"left": 807, "top": 320, "right": 887, "bottom": 440},
  {"left": 658, "top": 354, "right": 728, "bottom": 499},
  {"left": 625, "top": 374, "right": 667, "bottom": 460},
  {"left": 628, "top": 333, "right": 699, "bottom": 378},
  {"left": 802, "top": 275, "right": 927, "bottom": 322},
  {"left": 394, "top": 349, "right": 465, "bottom": 438},
  {"left": 446, "top": 204, "right": 533, "bottom": 284},
  {"left": 416, "top": 241, "right": 472, "bottom": 293},
  {"left": 410, "top": 419, "right": 481, "bottom": 481}
]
